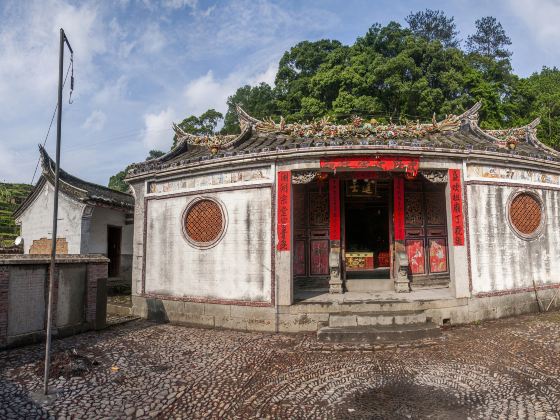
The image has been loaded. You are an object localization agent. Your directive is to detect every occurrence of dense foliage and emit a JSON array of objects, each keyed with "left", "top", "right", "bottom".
[
  {"left": 218, "top": 12, "right": 560, "bottom": 148},
  {"left": 0, "top": 183, "right": 32, "bottom": 246},
  {"left": 108, "top": 149, "right": 165, "bottom": 192},
  {"left": 109, "top": 10, "right": 560, "bottom": 186}
]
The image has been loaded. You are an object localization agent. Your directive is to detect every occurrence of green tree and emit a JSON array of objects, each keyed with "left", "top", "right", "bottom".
[
  {"left": 108, "top": 149, "right": 165, "bottom": 193},
  {"left": 146, "top": 149, "right": 165, "bottom": 160},
  {"left": 405, "top": 9, "right": 460, "bottom": 48},
  {"left": 522, "top": 67, "right": 560, "bottom": 146},
  {"left": 173, "top": 109, "right": 224, "bottom": 147},
  {"left": 466, "top": 16, "right": 512, "bottom": 60},
  {"left": 222, "top": 83, "right": 276, "bottom": 134},
  {"left": 275, "top": 40, "right": 344, "bottom": 119}
]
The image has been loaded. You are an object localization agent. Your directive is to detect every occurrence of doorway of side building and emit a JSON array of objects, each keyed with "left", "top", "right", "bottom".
[
  {"left": 107, "top": 225, "right": 122, "bottom": 278},
  {"left": 343, "top": 177, "right": 393, "bottom": 292}
]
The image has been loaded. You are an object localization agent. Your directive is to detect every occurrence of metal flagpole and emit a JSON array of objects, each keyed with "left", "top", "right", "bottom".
[{"left": 43, "top": 28, "right": 73, "bottom": 396}]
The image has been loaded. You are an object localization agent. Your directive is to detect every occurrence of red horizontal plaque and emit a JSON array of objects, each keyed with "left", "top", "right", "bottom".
[{"left": 320, "top": 156, "right": 419, "bottom": 177}]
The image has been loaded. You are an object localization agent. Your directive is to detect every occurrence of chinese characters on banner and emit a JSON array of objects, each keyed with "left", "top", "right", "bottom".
[
  {"left": 448, "top": 169, "right": 465, "bottom": 246},
  {"left": 329, "top": 178, "right": 340, "bottom": 241},
  {"left": 393, "top": 177, "right": 405, "bottom": 241},
  {"left": 320, "top": 156, "right": 419, "bottom": 177},
  {"left": 277, "top": 171, "right": 291, "bottom": 251}
]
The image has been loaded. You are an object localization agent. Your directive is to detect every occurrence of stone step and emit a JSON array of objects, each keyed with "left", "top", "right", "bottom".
[
  {"left": 328, "top": 310, "right": 427, "bottom": 328},
  {"left": 345, "top": 278, "right": 394, "bottom": 293},
  {"left": 317, "top": 322, "right": 441, "bottom": 343}
]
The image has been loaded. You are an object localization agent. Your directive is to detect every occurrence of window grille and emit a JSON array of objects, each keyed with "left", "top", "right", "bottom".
[
  {"left": 183, "top": 199, "right": 225, "bottom": 246},
  {"left": 509, "top": 192, "right": 543, "bottom": 237}
]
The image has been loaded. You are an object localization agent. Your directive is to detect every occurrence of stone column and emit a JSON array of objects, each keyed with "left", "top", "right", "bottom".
[{"left": 329, "top": 242, "right": 343, "bottom": 293}]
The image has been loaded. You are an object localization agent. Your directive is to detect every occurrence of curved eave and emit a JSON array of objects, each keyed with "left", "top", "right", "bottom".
[
  {"left": 127, "top": 125, "right": 253, "bottom": 177},
  {"left": 125, "top": 142, "right": 560, "bottom": 183}
]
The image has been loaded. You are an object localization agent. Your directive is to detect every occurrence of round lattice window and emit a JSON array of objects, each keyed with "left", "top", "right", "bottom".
[
  {"left": 182, "top": 198, "right": 226, "bottom": 248},
  {"left": 508, "top": 191, "right": 544, "bottom": 239}
]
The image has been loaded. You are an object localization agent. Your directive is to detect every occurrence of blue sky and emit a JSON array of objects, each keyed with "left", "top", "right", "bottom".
[{"left": 1, "top": 0, "right": 559, "bottom": 186}]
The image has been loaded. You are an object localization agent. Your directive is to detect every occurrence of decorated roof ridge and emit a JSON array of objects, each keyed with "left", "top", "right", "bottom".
[
  {"left": 471, "top": 117, "right": 555, "bottom": 154},
  {"left": 165, "top": 102, "right": 485, "bottom": 157},
  {"left": 246, "top": 102, "right": 484, "bottom": 140}
]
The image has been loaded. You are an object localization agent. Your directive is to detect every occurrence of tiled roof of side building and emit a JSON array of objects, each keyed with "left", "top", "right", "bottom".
[
  {"left": 127, "top": 102, "right": 560, "bottom": 177},
  {"left": 14, "top": 146, "right": 134, "bottom": 219}
]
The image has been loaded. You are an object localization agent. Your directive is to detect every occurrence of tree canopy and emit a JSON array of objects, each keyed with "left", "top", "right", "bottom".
[
  {"left": 109, "top": 12, "right": 560, "bottom": 186},
  {"left": 405, "top": 9, "right": 459, "bottom": 48}
]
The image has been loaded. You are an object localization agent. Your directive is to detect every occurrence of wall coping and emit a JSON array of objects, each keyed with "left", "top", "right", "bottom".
[{"left": 0, "top": 254, "right": 109, "bottom": 265}]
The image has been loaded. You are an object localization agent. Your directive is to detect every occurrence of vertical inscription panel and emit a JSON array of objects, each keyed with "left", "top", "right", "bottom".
[{"left": 8, "top": 266, "right": 46, "bottom": 337}]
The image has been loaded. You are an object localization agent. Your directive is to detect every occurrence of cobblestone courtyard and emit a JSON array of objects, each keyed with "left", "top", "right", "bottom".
[{"left": 1, "top": 311, "right": 560, "bottom": 419}]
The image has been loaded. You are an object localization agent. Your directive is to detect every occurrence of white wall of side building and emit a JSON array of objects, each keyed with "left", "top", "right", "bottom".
[
  {"left": 88, "top": 206, "right": 132, "bottom": 254},
  {"left": 16, "top": 182, "right": 86, "bottom": 254}
]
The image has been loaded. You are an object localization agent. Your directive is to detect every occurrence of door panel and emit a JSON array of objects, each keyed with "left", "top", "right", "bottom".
[
  {"left": 404, "top": 180, "right": 448, "bottom": 278},
  {"left": 310, "top": 239, "right": 329, "bottom": 276},
  {"left": 107, "top": 226, "right": 122, "bottom": 278}
]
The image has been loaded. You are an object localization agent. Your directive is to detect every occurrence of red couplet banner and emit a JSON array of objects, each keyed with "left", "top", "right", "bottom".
[
  {"left": 277, "top": 171, "right": 291, "bottom": 251},
  {"left": 329, "top": 178, "right": 341, "bottom": 241},
  {"left": 448, "top": 169, "right": 465, "bottom": 246},
  {"left": 393, "top": 177, "right": 405, "bottom": 241}
]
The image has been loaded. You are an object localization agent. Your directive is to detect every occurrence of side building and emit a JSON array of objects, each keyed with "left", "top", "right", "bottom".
[
  {"left": 125, "top": 103, "right": 560, "bottom": 332},
  {"left": 14, "top": 146, "right": 134, "bottom": 284}
]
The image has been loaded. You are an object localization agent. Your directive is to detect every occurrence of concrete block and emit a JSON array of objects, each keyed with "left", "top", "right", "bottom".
[
  {"left": 215, "top": 316, "right": 247, "bottom": 331},
  {"left": 278, "top": 314, "right": 318, "bottom": 332},
  {"left": 247, "top": 318, "right": 275, "bottom": 332},
  {"left": 182, "top": 301, "right": 205, "bottom": 315},
  {"left": 329, "top": 314, "right": 357, "bottom": 327},
  {"left": 204, "top": 303, "right": 231, "bottom": 317},
  {"left": 172, "top": 313, "right": 215, "bottom": 328},
  {"left": 230, "top": 305, "right": 276, "bottom": 321}
]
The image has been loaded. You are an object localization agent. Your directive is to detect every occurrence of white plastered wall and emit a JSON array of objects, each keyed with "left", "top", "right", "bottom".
[
  {"left": 16, "top": 182, "right": 85, "bottom": 254},
  {"left": 467, "top": 183, "right": 560, "bottom": 293},
  {"left": 144, "top": 187, "right": 272, "bottom": 302}
]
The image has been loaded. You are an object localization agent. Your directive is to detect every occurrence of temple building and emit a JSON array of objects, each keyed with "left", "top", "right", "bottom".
[
  {"left": 14, "top": 146, "right": 134, "bottom": 284},
  {"left": 125, "top": 102, "right": 560, "bottom": 337}
]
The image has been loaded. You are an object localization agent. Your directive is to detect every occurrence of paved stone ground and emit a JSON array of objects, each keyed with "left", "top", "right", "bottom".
[{"left": 1, "top": 312, "right": 560, "bottom": 419}]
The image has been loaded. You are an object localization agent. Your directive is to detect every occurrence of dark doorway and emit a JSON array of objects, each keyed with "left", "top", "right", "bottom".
[
  {"left": 344, "top": 179, "right": 391, "bottom": 284},
  {"left": 107, "top": 226, "right": 122, "bottom": 278}
]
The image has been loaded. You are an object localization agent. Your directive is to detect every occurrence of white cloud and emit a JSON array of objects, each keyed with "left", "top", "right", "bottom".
[
  {"left": 161, "top": 0, "right": 198, "bottom": 9},
  {"left": 82, "top": 110, "right": 107, "bottom": 131},
  {"left": 250, "top": 63, "right": 277, "bottom": 86},
  {"left": 507, "top": 0, "right": 560, "bottom": 53},
  {"left": 182, "top": 64, "right": 278, "bottom": 117},
  {"left": 141, "top": 107, "right": 176, "bottom": 150},
  {"left": 0, "top": 0, "right": 106, "bottom": 120},
  {"left": 140, "top": 24, "right": 166, "bottom": 54},
  {"left": 93, "top": 76, "right": 129, "bottom": 105}
]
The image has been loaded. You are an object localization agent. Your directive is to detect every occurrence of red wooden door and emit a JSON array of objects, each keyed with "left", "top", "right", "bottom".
[{"left": 404, "top": 180, "right": 449, "bottom": 280}]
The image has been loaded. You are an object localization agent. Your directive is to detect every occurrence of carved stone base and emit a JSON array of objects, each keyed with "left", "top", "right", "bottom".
[
  {"left": 329, "top": 245, "right": 343, "bottom": 294},
  {"left": 329, "top": 281, "right": 344, "bottom": 294},
  {"left": 394, "top": 280, "right": 411, "bottom": 293}
]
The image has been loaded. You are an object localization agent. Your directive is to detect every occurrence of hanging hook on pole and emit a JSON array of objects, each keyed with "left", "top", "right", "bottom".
[{"left": 69, "top": 54, "right": 74, "bottom": 104}]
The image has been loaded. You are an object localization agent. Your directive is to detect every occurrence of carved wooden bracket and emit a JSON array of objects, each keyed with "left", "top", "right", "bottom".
[
  {"left": 420, "top": 170, "right": 448, "bottom": 183},
  {"left": 292, "top": 171, "right": 319, "bottom": 184}
]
